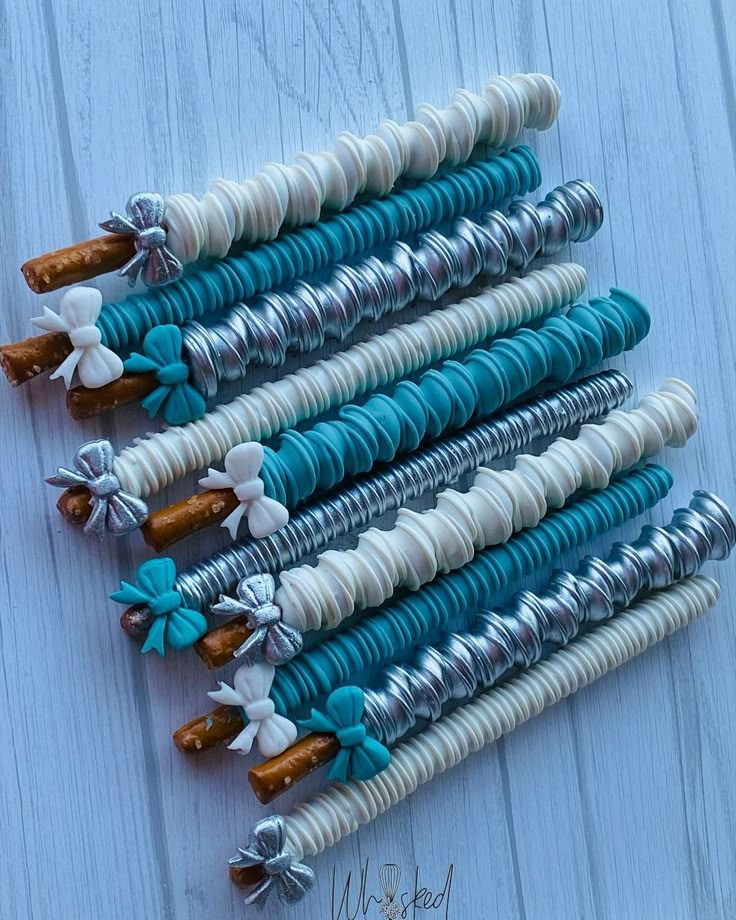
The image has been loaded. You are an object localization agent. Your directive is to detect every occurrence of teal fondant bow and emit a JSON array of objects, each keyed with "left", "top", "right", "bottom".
[
  {"left": 299, "top": 686, "right": 391, "bottom": 782},
  {"left": 109, "top": 557, "right": 207, "bottom": 655},
  {"left": 124, "top": 325, "right": 206, "bottom": 425}
]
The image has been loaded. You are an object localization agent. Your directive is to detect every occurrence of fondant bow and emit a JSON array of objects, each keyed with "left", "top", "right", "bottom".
[
  {"left": 208, "top": 662, "right": 297, "bottom": 757},
  {"left": 109, "top": 557, "right": 207, "bottom": 655},
  {"left": 32, "top": 287, "right": 124, "bottom": 388},
  {"left": 99, "top": 191, "right": 183, "bottom": 287},
  {"left": 211, "top": 573, "right": 302, "bottom": 665},
  {"left": 300, "top": 686, "right": 391, "bottom": 782},
  {"left": 230, "top": 815, "right": 315, "bottom": 908},
  {"left": 124, "top": 325, "right": 206, "bottom": 425},
  {"left": 199, "top": 442, "right": 289, "bottom": 539},
  {"left": 46, "top": 439, "right": 148, "bottom": 538}
]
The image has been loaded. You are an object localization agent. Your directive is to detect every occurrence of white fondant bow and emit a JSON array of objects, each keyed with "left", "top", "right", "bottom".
[
  {"left": 208, "top": 662, "right": 297, "bottom": 757},
  {"left": 32, "top": 287, "right": 124, "bottom": 389},
  {"left": 199, "top": 442, "right": 289, "bottom": 539}
]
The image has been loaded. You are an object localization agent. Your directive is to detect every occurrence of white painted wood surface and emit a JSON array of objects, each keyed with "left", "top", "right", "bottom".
[{"left": 0, "top": 1, "right": 734, "bottom": 917}]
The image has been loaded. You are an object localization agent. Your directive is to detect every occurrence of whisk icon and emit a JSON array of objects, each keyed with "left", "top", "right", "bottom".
[{"left": 378, "top": 863, "right": 402, "bottom": 919}]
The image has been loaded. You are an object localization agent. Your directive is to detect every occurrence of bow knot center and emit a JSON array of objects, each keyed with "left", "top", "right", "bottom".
[
  {"left": 149, "top": 590, "right": 182, "bottom": 616},
  {"left": 69, "top": 325, "right": 102, "bottom": 348},
  {"left": 248, "top": 603, "right": 282, "bottom": 629},
  {"left": 245, "top": 698, "right": 275, "bottom": 721},
  {"left": 337, "top": 723, "right": 367, "bottom": 748},
  {"left": 234, "top": 479, "right": 265, "bottom": 503},
  {"left": 87, "top": 472, "right": 120, "bottom": 498},
  {"left": 157, "top": 362, "right": 190, "bottom": 386},
  {"left": 137, "top": 225, "right": 167, "bottom": 249},
  {"left": 263, "top": 853, "right": 292, "bottom": 877}
]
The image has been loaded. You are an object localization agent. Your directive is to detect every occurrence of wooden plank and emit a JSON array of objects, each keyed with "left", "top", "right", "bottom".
[{"left": 0, "top": 0, "right": 734, "bottom": 917}]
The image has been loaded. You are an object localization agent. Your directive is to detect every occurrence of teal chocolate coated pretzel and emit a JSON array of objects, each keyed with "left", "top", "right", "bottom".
[
  {"left": 94, "top": 147, "right": 540, "bottom": 352},
  {"left": 259, "top": 289, "right": 650, "bottom": 511},
  {"left": 269, "top": 464, "right": 673, "bottom": 716}
]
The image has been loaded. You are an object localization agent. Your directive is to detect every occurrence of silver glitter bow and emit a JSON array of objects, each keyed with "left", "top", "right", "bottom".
[
  {"left": 46, "top": 439, "right": 149, "bottom": 538},
  {"left": 230, "top": 815, "right": 315, "bottom": 909},
  {"left": 211, "top": 573, "right": 302, "bottom": 665},
  {"left": 99, "top": 192, "right": 182, "bottom": 287}
]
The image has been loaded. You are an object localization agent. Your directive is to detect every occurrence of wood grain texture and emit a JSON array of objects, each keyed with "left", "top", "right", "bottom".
[{"left": 0, "top": 1, "right": 734, "bottom": 917}]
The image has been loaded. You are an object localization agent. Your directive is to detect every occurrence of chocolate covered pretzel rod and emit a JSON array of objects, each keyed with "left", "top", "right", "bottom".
[
  {"left": 21, "top": 74, "right": 560, "bottom": 294},
  {"left": 113, "top": 372, "right": 633, "bottom": 657},
  {"left": 48, "top": 176, "right": 605, "bottom": 538},
  {"left": 4, "top": 146, "right": 541, "bottom": 391},
  {"left": 173, "top": 390, "right": 700, "bottom": 762},
  {"left": 162, "top": 378, "right": 694, "bottom": 675},
  {"left": 247, "top": 491, "right": 734, "bottom": 801},
  {"left": 229, "top": 576, "right": 721, "bottom": 905},
  {"left": 171, "top": 463, "right": 672, "bottom": 751},
  {"left": 264, "top": 380, "right": 696, "bottom": 641},
  {"left": 64, "top": 173, "right": 598, "bottom": 425},
  {"left": 50, "top": 262, "right": 589, "bottom": 537},
  {"left": 139, "top": 265, "right": 591, "bottom": 550},
  {"left": 119, "top": 280, "right": 640, "bottom": 549}
]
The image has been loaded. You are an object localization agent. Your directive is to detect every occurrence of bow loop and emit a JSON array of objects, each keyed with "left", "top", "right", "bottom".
[
  {"left": 211, "top": 574, "right": 303, "bottom": 666},
  {"left": 207, "top": 662, "right": 297, "bottom": 757},
  {"left": 300, "top": 686, "right": 391, "bottom": 783},
  {"left": 110, "top": 558, "right": 207, "bottom": 655},
  {"left": 32, "top": 288, "right": 124, "bottom": 389},
  {"left": 46, "top": 439, "right": 148, "bottom": 538},
  {"left": 125, "top": 326, "right": 206, "bottom": 426},
  {"left": 128, "top": 190, "right": 165, "bottom": 230},
  {"left": 225, "top": 443, "right": 263, "bottom": 483},
  {"left": 231, "top": 815, "right": 315, "bottom": 908},
  {"left": 199, "top": 443, "right": 289, "bottom": 540},
  {"left": 75, "top": 439, "right": 115, "bottom": 480},
  {"left": 99, "top": 192, "right": 183, "bottom": 287}
]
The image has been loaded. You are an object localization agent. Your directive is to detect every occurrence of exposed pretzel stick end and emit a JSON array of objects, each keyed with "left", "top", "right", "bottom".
[
  {"left": 67, "top": 372, "right": 158, "bottom": 420},
  {"left": 172, "top": 705, "right": 245, "bottom": 753},
  {"left": 248, "top": 733, "right": 341, "bottom": 804},
  {"left": 57, "top": 485, "right": 93, "bottom": 525},
  {"left": 141, "top": 489, "right": 240, "bottom": 551},
  {"left": 230, "top": 865, "right": 265, "bottom": 888},
  {"left": 120, "top": 604, "right": 154, "bottom": 639},
  {"left": 21, "top": 233, "right": 136, "bottom": 294},
  {"left": 194, "top": 616, "right": 252, "bottom": 669},
  {"left": 0, "top": 332, "right": 73, "bottom": 386}
]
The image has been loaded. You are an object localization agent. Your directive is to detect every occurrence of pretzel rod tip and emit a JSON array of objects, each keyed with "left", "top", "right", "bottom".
[
  {"left": 230, "top": 865, "right": 266, "bottom": 888},
  {"left": 66, "top": 372, "right": 157, "bottom": 420},
  {"left": 56, "top": 486, "right": 93, "bottom": 525},
  {"left": 172, "top": 705, "right": 245, "bottom": 752},
  {"left": 248, "top": 733, "right": 341, "bottom": 804},
  {"left": 0, "top": 332, "right": 73, "bottom": 386},
  {"left": 120, "top": 604, "right": 154, "bottom": 639},
  {"left": 141, "top": 489, "right": 239, "bottom": 551},
  {"left": 194, "top": 617, "right": 252, "bottom": 669},
  {"left": 21, "top": 233, "right": 135, "bottom": 294}
]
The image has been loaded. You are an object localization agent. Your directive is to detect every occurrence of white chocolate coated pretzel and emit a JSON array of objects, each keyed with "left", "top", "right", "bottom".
[
  {"left": 275, "top": 576, "right": 718, "bottom": 861},
  {"left": 163, "top": 74, "right": 560, "bottom": 264},
  {"left": 275, "top": 380, "right": 698, "bottom": 632},
  {"left": 112, "top": 264, "right": 585, "bottom": 498}
]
